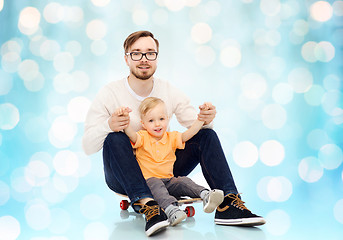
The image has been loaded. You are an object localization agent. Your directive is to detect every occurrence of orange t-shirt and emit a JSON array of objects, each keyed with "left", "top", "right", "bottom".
[{"left": 132, "top": 130, "right": 185, "bottom": 179}]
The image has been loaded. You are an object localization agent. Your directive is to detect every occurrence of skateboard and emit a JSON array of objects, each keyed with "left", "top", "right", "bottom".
[{"left": 118, "top": 194, "right": 202, "bottom": 217}]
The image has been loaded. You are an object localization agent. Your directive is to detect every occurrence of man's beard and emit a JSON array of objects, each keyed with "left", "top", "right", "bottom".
[{"left": 131, "top": 66, "right": 156, "bottom": 80}]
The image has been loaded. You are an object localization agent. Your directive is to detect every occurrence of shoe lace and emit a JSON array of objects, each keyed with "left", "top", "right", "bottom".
[
  {"left": 135, "top": 203, "right": 161, "bottom": 221},
  {"left": 227, "top": 193, "right": 249, "bottom": 211}
]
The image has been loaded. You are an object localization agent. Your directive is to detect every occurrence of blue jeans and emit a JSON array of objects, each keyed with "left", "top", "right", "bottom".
[{"left": 102, "top": 129, "right": 238, "bottom": 204}]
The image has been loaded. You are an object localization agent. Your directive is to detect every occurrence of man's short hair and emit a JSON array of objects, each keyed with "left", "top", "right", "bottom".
[{"left": 123, "top": 30, "right": 159, "bottom": 53}]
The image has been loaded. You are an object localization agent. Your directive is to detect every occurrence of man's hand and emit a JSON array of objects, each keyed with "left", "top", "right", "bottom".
[
  {"left": 108, "top": 107, "right": 132, "bottom": 132},
  {"left": 198, "top": 102, "right": 216, "bottom": 125}
]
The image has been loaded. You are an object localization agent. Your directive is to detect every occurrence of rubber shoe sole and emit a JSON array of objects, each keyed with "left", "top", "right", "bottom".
[
  {"left": 145, "top": 219, "right": 169, "bottom": 237},
  {"left": 170, "top": 211, "right": 187, "bottom": 226},
  {"left": 203, "top": 190, "right": 224, "bottom": 213},
  {"left": 214, "top": 216, "right": 266, "bottom": 226}
]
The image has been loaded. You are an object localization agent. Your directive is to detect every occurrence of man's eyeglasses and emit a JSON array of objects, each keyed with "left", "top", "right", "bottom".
[{"left": 126, "top": 51, "right": 158, "bottom": 61}]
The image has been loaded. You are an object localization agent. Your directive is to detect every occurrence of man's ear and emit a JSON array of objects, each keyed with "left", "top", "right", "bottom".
[{"left": 124, "top": 54, "right": 129, "bottom": 66}]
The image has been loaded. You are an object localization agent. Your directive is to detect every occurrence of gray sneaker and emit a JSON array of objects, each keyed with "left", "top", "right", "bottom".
[
  {"left": 203, "top": 189, "right": 224, "bottom": 213},
  {"left": 165, "top": 205, "right": 187, "bottom": 226}
]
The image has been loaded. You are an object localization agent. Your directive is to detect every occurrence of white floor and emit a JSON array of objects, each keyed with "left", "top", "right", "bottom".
[{"left": 108, "top": 203, "right": 267, "bottom": 240}]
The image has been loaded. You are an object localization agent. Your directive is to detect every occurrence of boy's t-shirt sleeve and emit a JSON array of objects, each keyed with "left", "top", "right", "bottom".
[
  {"left": 131, "top": 131, "right": 143, "bottom": 148},
  {"left": 170, "top": 131, "right": 185, "bottom": 150}
]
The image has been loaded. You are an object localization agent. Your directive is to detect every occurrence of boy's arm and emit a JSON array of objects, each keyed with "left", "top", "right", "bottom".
[
  {"left": 181, "top": 102, "right": 213, "bottom": 142},
  {"left": 124, "top": 125, "right": 137, "bottom": 144},
  {"left": 181, "top": 119, "right": 204, "bottom": 142}
]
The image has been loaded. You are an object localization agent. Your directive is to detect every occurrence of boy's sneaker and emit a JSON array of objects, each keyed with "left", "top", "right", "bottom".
[
  {"left": 214, "top": 193, "right": 266, "bottom": 226},
  {"left": 136, "top": 200, "right": 169, "bottom": 236},
  {"left": 165, "top": 205, "right": 187, "bottom": 226},
  {"left": 203, "top": 189, "right": 224, "bottom": 213}
]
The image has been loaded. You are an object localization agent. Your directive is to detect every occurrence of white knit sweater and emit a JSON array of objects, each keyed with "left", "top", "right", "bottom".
[{"left": 82, "top": 77, "right": 202, "bottom": 155}]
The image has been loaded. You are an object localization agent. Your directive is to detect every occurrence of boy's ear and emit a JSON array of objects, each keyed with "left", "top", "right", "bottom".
[{"left": 141, "top": 120, "right": 146, "bottom": 129}]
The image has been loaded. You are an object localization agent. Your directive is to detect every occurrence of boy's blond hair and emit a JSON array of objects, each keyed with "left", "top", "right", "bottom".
[{"left": 139, "top": 97, "right": 165, "bottom": 118}]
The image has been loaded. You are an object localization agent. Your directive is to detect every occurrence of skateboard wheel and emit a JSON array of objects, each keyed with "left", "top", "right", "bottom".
[
  {"left": 120, "top": 200, "right": 129, "bottom": 210},
  {"left": 185, "top": 206, "right": 195, "bottom": 217}
]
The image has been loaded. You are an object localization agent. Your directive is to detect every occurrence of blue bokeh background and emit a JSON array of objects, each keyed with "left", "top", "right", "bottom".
[{"left": 0, "top": 0, "right": 342, "bottom": 239}]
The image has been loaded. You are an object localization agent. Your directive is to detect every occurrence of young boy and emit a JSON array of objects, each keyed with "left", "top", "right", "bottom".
[{"left": 117, "top": 97, "right": 224, "bottom": 226}]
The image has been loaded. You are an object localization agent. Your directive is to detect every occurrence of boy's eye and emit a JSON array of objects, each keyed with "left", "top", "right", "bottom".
[
  {"left": 160, "top": 118, "right": 165, "bottom": 121},
  {"left": 149, "top": 119, "right": 153, "bottom": 122}
]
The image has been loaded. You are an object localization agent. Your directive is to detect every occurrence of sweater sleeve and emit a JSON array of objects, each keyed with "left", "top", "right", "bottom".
[
  {"left": 167, "top": 83, "right": 213, "bottom": 129},
  {"left": 82, "top": 87, "right": 114, "bottom": 155}
]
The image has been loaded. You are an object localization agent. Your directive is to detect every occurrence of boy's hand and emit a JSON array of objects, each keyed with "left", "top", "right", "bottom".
[
  {"left": 109, "top": 107, "right": 132, "bottom": 132},
  {"left": 198, "top": 102, "right": 216, "bottom": 125}
]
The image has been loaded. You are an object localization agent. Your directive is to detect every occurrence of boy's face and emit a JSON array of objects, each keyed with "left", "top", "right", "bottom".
[
  {"left": 141, "top": 103, "right": 169, "bottom": 140},
  {"left": 125, "top": 36, "right": 158, "bottom": 81}
]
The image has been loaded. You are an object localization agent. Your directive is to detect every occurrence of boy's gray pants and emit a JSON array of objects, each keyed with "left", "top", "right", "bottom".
[{"left": 146, "top": 176, "right": 207, "bottom": 209}]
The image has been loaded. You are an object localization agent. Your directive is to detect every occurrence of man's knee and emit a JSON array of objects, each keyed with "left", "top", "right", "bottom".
[
  {"left": 104, "top": 131, "right": 130, "bottom": 147},
  {"left": 198, "top": 128, "right": 218, "bottom": 140}
]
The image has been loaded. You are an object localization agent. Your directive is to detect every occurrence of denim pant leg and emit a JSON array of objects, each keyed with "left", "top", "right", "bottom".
[
  {"left": 174, "top": 129, "right": 238, "bottom": 195},
  {"left": 102, "top": 132, "right": 153, "bottom": 204},
  {"left": 146, "top": 177, "right": 178, "bottom": 209},
  {"left": 166, "top": 176, "right": 207, "bottom": 199}
]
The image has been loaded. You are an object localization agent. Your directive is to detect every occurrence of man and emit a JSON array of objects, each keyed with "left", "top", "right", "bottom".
[{"left": 82, "top": 30, "right": 265, "bottom": 237}]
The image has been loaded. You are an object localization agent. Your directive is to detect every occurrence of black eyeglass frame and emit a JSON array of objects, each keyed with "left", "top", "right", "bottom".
[{"left": 125, "top": 51, "right": 158, "bottom": 61}]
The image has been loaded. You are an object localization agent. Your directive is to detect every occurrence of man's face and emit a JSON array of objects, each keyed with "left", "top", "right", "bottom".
[{"left": 125, "top": 37, "right": 158, "bottom": 80}]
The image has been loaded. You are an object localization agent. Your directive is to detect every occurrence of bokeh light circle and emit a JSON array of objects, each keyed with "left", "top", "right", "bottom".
[
  {"left": 272, "top": 83, "right": 293, "bottom": 104},
  {"left": 257, "top": 176, "right": 293, "bottom": 202},
  {"left": 301, "top": 41, "right": 317, "bottom": 62},
  {"left": 318, "top": 144, "right": 343, "bottom": 170},
  {"left": 315, "top": 41, "right": 335, "bottom": 62},
  {"left": 233, "top": 141, "right": 258, "bottom": 168},
  {"left": 288, "top": 67, "right": 313, "bottom": 93},
  {"left": 18, "top": 7, "right": 41, "bottom": 35},
  {"left": 267, "top": 176, "right": 293, "bottom": 202},
  {"left": 25, "top": 160, "right": 50, "bottom": 187},
  {"left": 334, "top": 199, "right": 343, "bottom": 224},
  {"left": 0, "top": 216, "right": 21, "bottom": 240},
  {"left": 220, "top": 46, "right": 241, "bottom": 68},
  {"left": 25, "top": 203, "right": 51, "bottom": 230},
  {"left": 67, "top": 96, "right": 92, "bottom": 123},
  {"left": 298, "top": 156, "right": 324, "bottom": 183},
  {"left": 53, "top": 150, "right": 79, "bottom": 176},
  {"left": 259, "top": 140, "right": 285, "bottom": 166},
  {"left": 0, "top": 103, "right": 20, "bottom": 130},
  {"left": 86, "top": 19, "right": 107, "bottom": 40},
  {"left": 49, "top": 115, "right": 77, "bottom": 148},
  {"left": 310, "top": 1, "right": 333, "bottom": 22},
  {"left": 191, "top": 23, "right": 212, "bottom": 44},
  {"left": 43, "top": 2, "right": 64, "bottom": 23}
]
